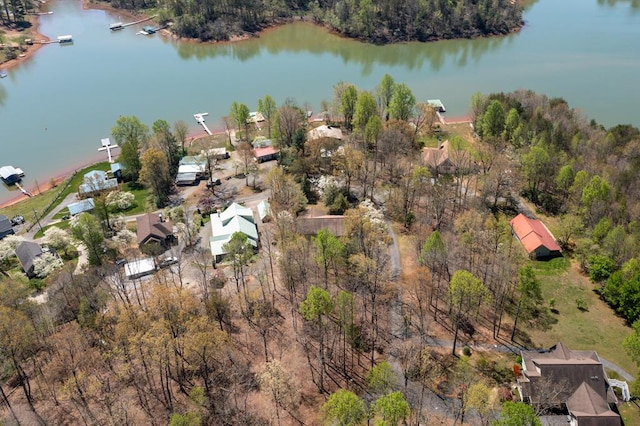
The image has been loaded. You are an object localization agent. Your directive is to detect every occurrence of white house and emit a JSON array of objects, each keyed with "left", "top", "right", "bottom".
[{"left": 209, "top": 203, "right": 259, "bottom": 262}]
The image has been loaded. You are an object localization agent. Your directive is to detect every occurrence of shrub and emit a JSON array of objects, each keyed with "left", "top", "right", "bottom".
[{"left": 462, "top": 346, "right": 472, "bottom": 356}]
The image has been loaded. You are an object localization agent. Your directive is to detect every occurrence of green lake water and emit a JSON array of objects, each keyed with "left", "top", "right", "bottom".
[{"left": 0, "top": 0, "right": 639, "bottom": 203}]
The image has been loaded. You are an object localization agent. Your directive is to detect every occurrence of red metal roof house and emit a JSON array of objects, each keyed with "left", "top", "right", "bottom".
[{"left": 510, "top": 213, "right": 561, "bottom": 259}]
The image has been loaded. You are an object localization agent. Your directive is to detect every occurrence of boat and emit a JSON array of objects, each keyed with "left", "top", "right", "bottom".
[
  {"left": 137, "top": 25, "right": 156, "bottom": 35},
  {"left": 109, "top": 22, "right": 124, "bottom": 31},
  {"left": 0, "top": 70, "right": 7, "bottom": 78}
]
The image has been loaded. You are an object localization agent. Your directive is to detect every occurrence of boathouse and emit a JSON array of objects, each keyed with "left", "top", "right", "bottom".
[
  {"left": 57, "top": 35, "right": 73, "bottom": 44},
  {"left": 0, "top": 166, "right": 22, "bottom": 184},
  {"left": 110, "top": 22, "right": 124, "bottom": 31}
]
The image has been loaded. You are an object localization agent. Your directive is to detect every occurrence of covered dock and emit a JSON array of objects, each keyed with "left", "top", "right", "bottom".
[{"left": 427, "top": 99, "right": 446, "bottom": 112}]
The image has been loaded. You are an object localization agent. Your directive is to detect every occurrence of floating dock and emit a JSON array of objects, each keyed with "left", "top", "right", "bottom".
[{"left": 194, "top": 113, "right": 212, "bottom": 136}]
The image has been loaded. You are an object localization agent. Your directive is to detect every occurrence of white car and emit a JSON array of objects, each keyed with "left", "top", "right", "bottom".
[{"left": 159, "top": 256, "right": 178, "bottom": 268}]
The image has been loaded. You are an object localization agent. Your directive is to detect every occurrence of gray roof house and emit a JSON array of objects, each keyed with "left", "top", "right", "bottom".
[
  {"left": 78, "top": 170, "right": 118, "bottom": 195},
  {"left": 16, "top": 241, "right": 43, "bottom": 278},
  {"left": 67, "top": 198, "right": 95, "bottom": 216},
  {"left": 0, "top": 214, "right": 15, "bottom": 239}
]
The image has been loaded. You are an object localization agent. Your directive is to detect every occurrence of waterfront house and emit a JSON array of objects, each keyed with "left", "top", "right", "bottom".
[
  {"left": 15, "top": 241, "right": 43, "bottom": 278},
  {"left": 0, "top": 214, "right": 15, "bottom": 239},
  {"left": 422, "top": 140, "right": 457, "bottom": 175},
  {"left": 209, "top": 203, "right": 258, "bottom": 262},
  {"left": 510, "top": 213, "right": 561, "bottom": 259},
  {"left": 78, "top": 170, "right": 118, "bottom": 196},
  {"left": 307, "top": 124, "right": 344, "bottom": 141}
]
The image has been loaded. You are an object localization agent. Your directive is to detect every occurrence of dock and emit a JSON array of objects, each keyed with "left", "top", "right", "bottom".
[
  {"left": 111, "top": 14, "right": 157, "bottom": 31},
  {"left": 427, "top": 99, "right": 446, "bottom": 113},
  {"left": 57, "top": 35, "right": 73, "bottom": 44},
  {"left": 194, "top": 113, "right": 212, "bottom": 136},
  {"left": 15, "top": 182, "right": 33, "bottom": 198}
]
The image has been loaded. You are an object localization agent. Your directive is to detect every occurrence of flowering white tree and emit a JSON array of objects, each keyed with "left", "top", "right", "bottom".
[
  {"left": 105, "top": 190, "right": 135, "bottom": 210},
  {"left": 33, "top": 252, "right": 64, "bottom": 278},
  {"left": 44, "top": 227, "right": 73, "bottom": 255},
  {"left": 109, "top": 214, "right": 127, "bottom": 232},
  {"left": 111, "top": 229, "right": 136, "bottom": 247}
]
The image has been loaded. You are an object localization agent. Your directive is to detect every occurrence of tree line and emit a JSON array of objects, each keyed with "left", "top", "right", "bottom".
[
  {"left": 472, "top": 90, "right": 640, "bottom": 328},
  {"left": 103, "top": 0, "right": 523, "bottom": 43}
]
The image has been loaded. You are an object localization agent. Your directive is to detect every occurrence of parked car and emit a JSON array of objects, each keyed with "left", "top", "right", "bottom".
[
  {"left": 159, "top": 256, "right": 178, "bottom": 268},
  {"left": 206, "top": 178, "right": 221, "bottom": 188},
  {"left": 115, "top": 259, "right": 127, "bottom": 266},
  {"left": 11, "top": 215, "right": 24, "bottom": 226}
]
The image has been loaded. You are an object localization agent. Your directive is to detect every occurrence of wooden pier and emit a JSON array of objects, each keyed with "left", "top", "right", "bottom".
[
  {"left": 194, "top": 113, "right": 212, "bottom": 136},
  {"left": 111, "top": 14, "right": 157, "bottom": 30},
  {"left": 15, "top": 182, "right": 33, "bottom": 197}
]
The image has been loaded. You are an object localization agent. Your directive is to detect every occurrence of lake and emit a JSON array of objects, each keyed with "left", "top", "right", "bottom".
[{"left": 0, "top": 0, "right": 639, "bottom": 203}]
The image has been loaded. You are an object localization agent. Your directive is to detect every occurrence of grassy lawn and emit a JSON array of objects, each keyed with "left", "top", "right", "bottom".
[
  {"left": 619, "top": 401, "right": 640, "bottom": 425},
  {"left": 33, "top": 219, "right": 71, "bottom": 239},
  {"left": 1, "top": 162, "right": 112, "bottom": 226},
  {"left": 118, "top": 183, "right": 153, "bottom": 216},
  {"left": 527, "top": 258, "right": 637, "bottom": 377}
]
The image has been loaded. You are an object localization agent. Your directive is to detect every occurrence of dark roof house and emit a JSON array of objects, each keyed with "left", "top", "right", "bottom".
[
  {"left": 510, "top": 213, "right": 562, "bottom": 259},
  {"left": 0, "top": 214, "right": 15, "bottom": 239},
  {"left": 15, "top": 241, "right": 43, "bottom": 278},
  {"left": 517, "top": 343, "right": 621, "bottom": 426},
  {"left": 297, "top": 215, "right": 346, "bottom": 237},
  {"left": 136, "top": 213, "right": 174, "bottom": 247}
]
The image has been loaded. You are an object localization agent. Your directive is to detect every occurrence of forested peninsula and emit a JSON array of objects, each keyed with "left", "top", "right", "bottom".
[{"left": 102, "top": 0, "right": 524, "bottom": 43}]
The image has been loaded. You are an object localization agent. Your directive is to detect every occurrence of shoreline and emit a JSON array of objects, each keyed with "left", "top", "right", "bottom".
[
  {"left": 0, "top": 150, "right": 119, "bottom": 209},
  {"left": 0, "top": 125, "right": 225, "bottom": 209},
  {"left": 0, "top": 13, "right": 50, "bottom": 71}
]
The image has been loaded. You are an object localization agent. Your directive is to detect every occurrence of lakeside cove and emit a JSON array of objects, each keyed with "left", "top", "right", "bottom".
[{"left": 1, "top": 0, "right": 639, "bottom": 205}]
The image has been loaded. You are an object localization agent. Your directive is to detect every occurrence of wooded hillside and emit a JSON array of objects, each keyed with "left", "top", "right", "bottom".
[{"left": 104, "top": 0, "right": 524, "bottom": 43}]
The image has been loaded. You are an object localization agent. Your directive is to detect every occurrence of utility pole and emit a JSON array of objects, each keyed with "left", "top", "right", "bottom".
[{"left": 33, "top": 208, "right": 43, "bottom": 233}]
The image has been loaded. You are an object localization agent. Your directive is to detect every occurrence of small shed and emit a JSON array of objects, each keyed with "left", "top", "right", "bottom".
[
  {"left": 297, "top": 215, "right": 346, "bottom": 237},
  {"left": 67, "top": 198, "right": 95, "bottom": 216},
  {"left": 125, "top": 258, "right": 156, "bottom": 279},
  {"left": 258, "top": 200, "right": 272, "bottom": 222},
  {"left": 110, "top": 162, "right": 123, "bottom": 180}
]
